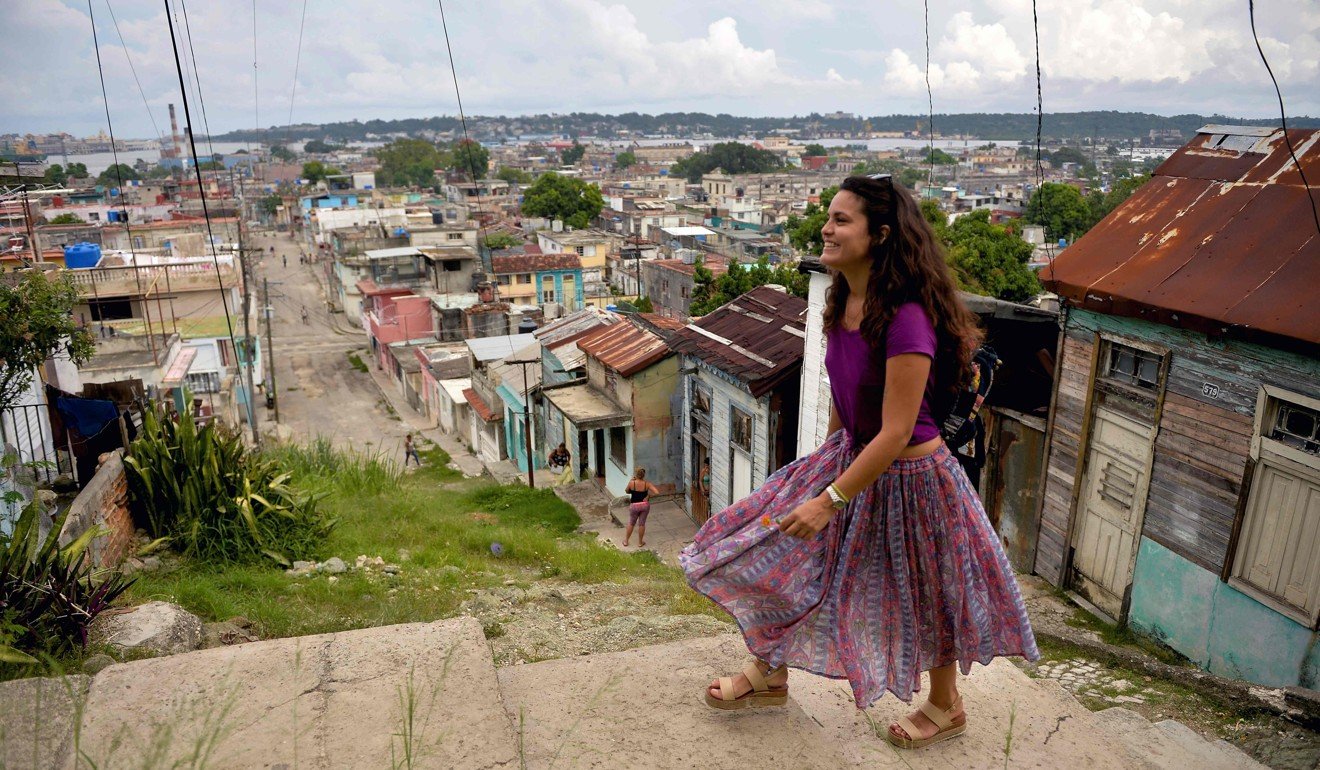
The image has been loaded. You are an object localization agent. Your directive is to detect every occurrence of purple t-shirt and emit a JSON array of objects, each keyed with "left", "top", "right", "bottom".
[{"left": 825, "top": 301, "right": 940, "bottom": 445}]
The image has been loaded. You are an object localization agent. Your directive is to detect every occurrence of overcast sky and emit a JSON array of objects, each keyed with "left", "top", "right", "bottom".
[{"left": 6, "top": 0, "right": 1318, "bottom": 138}]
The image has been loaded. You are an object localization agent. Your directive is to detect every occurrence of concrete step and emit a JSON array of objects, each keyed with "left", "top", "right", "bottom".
[
  {"left": 1094, "top": 707, "right": 1266, "bottom": 769},
  {"left": 68, "top": 617, "right": 516, "bottom": 769},
  {"left": 498, "top": 632, "right": 1171, "bottom": 769},
  {"left": 497, "top": 633, "right": 849, "bottom": 769},
  {"left": 0, "top": 674, "right": 90, "bottom": 769},
  {"left": 1153, "top": 718, "right": 1267, "bottom": 769}
]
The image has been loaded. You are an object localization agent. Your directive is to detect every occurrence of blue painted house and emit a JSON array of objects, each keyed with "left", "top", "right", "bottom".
[
  {"left": 1037, "top": 125, "right": 1320, "bottom": 689},
  {"left": 490, "top": 253, "right": 585, "bottom": 312},
  {"left": 495, "top": 340, "right": 543, "bottom": 474}
]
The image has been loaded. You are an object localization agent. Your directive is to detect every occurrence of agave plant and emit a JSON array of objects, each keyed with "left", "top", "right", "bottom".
[
  {"left": 123, "top": 403, "right": 334, "bottom": 566},
  {"left": 0, "top": 502, "right": 135, "bottom": 666}
]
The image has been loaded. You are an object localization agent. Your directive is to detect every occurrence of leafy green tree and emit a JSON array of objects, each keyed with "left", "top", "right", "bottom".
[
  {"left": 43, "top": 164, "right": 68, "bottom": 185},
  {"left": 1025, "top": 182, "right": 1092, "bottom": 242},
  {"left": 561, "top": 141, "right": 586, "bottom": 165},
  {"left": 617, "top": 295, "right": 654, "bottom": 313},
  {"left": 614, "top": 150, "right": 636, "bottom": 170},
  {"left": 919, "top": 199, "right": 949, "bottom": 240},
  {"left": 374, "top": 138, "right": 446, "bottom": 187},
  {"left": 197, "top": 160, "right": 225, "bottom": 171},
  {"left": 0, "top": 268, "right": 95, "bottom": 410},
  {"left": 450, "top": 139, "right": 491, "bottom": 181},
  {"left": 1049, "top": 146, "right": 1089, "bottom": 167},
  {"left": 258, "top": 194, "right": 283, "bottom": 217},
  {"left": 66, "top": 162, "right": 88, "bottom": 179},
  {"left": 786, "top": 186, "right": 838, "bottom": 255},
  {"left": 921, "top": 148, "right": 958, "bottom": 165},
  {"left": 520, "top": 173, "right": 604, "bottom": 230},
  {"left": 269, "top": 145, "right": 296, "bottom": 162},
  {"left": 303, "top": 139, "right": 336, "bottom": 154},
  {"left": 898, "top": 167, "right": 927, "bottom": 188},
  {"left": 945, "top": 210, "right": 1040, "bottom": 302},
  {"left": 47, "top": 213, "right": 84, "bottom": 225},
  {"left": 495, "top": 166, "right": 532, "bottom": 184},
  {"left": 803, "top": 143, "right": 828, "bottom": 157},
  {"left": 689, "top": 257, "right": 808, "bottom": 316},
  {"left": 481, "top": 232, "right": 521, "bottom": 250},
  {"left": 301, "top": 161, "right": 340, "bottom": 184},
  {"left": 670, "top": 142, "right": 781, "bottom": 183},
  {"left": 97, "top": 163, "right": 139, "bottom": 186}
]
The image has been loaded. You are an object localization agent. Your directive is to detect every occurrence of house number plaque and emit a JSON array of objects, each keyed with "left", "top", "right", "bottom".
[{"left": 1202, "top": 382, "right": 1221, "bottom": 399}]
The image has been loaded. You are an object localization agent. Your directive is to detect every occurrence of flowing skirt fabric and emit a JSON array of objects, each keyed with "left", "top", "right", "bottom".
[{"left": 680, "top": 430, "right": 1039, "bottom": 708}]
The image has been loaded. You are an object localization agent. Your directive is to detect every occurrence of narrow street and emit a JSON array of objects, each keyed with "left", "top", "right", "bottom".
[{"left": 245, "top": 230, "right": 416, "bottom": 461}]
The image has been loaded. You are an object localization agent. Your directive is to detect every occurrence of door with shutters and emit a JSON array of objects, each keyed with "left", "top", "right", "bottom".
[{"left": 1071, "top": 405, "right": 1155, "bottom": 618}]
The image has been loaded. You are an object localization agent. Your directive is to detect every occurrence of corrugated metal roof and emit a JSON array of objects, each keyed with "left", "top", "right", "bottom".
[
  {"left": 490, "top": 341, "right": 543, "bottom": 396},
  {"left": 670, "top": 285, "right": 808, "bottom": 397},
  {"left": 465, "top": 333, "right": 538, "bottom": 363},
  {"left": 575, "top": 315, "right": 674, "bottom": 377},
  {"left": 534, "top": 307, "right": 619, "bottom": 350},
  {"left": 1042, "top": 126, "right": 1320, "bottom": 350},
  {"left": 438, "top": 377, "right": 471, "bottom": 402},
  {"left": 363, "top": 246, "right": 425, "bottom": 259}
]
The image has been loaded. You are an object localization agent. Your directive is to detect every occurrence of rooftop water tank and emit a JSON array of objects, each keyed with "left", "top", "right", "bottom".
[
  {"left": 63, "top": 242, "right": 101, "bottom": 269},
  {"left": 517, "top": 316, "right": 538, "bottom": 334}
]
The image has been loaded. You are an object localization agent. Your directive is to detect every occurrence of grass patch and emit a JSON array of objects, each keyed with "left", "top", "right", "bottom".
[
  {"left": 119, "top": 442, "right": 685, "bottom": 642},
  {"left": 347, "top": 351, "right": 369, "bottom": 373}
]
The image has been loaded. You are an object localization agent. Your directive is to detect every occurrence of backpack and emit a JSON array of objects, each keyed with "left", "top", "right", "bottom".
[{"left": 940, "top": 346, "right": 1000, "bottom": 451}]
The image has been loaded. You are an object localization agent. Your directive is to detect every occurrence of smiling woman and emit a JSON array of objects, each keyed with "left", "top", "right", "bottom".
[{"left": 682, "top": 174, "right": 1038, "bottom": 751}]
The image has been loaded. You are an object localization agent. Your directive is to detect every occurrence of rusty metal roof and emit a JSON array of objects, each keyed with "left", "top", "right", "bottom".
[
  {"left": 533, "top": 307, "right": 619, "bottom": 350},
  {"left": 575, "top": 314, "right": 674, "bottom": 377},
  {"left": 490, "top": 253, "right": 581, "bottom": 274},
  {"left": 463, "top": 388, "right": 500, "bottom": 422},
  {"left": 669, "top": 285, "right": 808, "bottom": 397},
  {"left": 1042, "top": 126, "right": 1320, "bottom": 351}
]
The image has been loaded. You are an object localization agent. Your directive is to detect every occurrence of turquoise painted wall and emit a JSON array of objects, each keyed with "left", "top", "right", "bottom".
[{"left": 1130, "top": 536, "right": 1319, "bottom": 688}]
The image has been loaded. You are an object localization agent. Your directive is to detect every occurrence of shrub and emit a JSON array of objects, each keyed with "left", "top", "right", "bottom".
[
  {"left": 261, "top": 437, "right": 401, "bottom": 497},
  {"left": 123, "top": 405, "right": 335, "bottom": 565},
  {"left": 0, "top": 502, "right": 135, "bottom": 669}
]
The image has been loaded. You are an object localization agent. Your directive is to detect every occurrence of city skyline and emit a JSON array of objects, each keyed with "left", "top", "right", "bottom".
[{"left": 6, "top": 0, "right": 1319, "bottom": 138}]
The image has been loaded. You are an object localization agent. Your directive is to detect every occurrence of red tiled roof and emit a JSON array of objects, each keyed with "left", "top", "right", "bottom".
[
  {"left": 576, "top": 315, "right": 673, "bottom": 377},
  {"left": 490, "top": 253, "right": 581, "bottom": 274},
  {"left": 670, "top": 285, "right": 807, "bottom": 398},
  {"left": 463, "top": 388, "right": 501, "bottom": 422},
  {"left": 647, "top": 257, "right": 728, "bottom": 277}
]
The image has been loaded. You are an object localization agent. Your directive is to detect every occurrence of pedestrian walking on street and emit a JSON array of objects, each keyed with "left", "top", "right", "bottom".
[
  {"left": 300, "top": 305, "right": 309, "bottom": 324},
  {"left": 622, "top": 467, "right": 658, "bottom": 547},
  {"left": 403, "top": 434, "right": 421, "bottom": 467},
  {"left": 681, "top": 174, "right": 1037, "bottom": 749},
  {"left": 282, "top": 254, "right": 287, "bottom": 268}
]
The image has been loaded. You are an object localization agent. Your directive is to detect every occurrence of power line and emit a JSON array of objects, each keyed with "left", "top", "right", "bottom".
[
  {"left": 924, "top": 0, "right": 934, "bottom": 189},
  {"left": 436, "top": 0, "right": 492, "bottom": 273},
  {"left": 88, "top": 0, "right": 160, "bottom": 365},
  {"left": 252, "top": 0, "right": 260, "bottom": 156},
  {"left": 1248, "top": 0, "right": 1320, "bottom": 239},
  {"left": 177, "top": 0, "right": 218, "bottom": 163},
  {"left": 104, "top": 0, "right": 163, "bottom": 143},
  {"left": 164, "top": 0, "right": 239, "bottom": 368},
  {"left": 280, "top": 0, "right": 311, "bottom": 159},
  {"left": 1030, "top": 0, "right": 1055, "bottom": 283}
]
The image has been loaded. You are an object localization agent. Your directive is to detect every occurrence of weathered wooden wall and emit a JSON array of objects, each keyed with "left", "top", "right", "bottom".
[{"left": 1037, "top": 307, "right": 1320, "bottom": 584}]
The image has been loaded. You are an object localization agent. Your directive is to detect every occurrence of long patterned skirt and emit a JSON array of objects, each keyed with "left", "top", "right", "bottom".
[{"left": 680, "top": 430, "right": 1039, "bottom": 709}]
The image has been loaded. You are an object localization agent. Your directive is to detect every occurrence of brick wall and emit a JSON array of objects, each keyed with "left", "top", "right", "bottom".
[{"left": 58, "top": 449, "right": 134, "bottom": 569}]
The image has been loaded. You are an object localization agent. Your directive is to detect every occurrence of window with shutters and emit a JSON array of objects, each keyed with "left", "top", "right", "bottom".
[{"left": 1231, "top": 386, "right": 1320, "bottom": 627}]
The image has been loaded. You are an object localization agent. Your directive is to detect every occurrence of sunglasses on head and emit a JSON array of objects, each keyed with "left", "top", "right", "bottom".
[{"left": 866, "top": 173, "right": 893, "bottom": 183}]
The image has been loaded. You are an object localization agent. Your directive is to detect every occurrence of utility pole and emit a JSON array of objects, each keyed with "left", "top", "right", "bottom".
[
  {"left": 264, "top": 277, "right": 280, "bottom": 423},
  {"left": 507, "top": 357, "right": 539, "bottom": 488},
  {"left": 235, "top": 169, "right": 260, "bottom": 444}
]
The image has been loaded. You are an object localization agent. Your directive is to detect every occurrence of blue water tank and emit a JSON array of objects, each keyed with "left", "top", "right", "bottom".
[{"left": 64, "top": 242, "right": 102, "bottom": 269}]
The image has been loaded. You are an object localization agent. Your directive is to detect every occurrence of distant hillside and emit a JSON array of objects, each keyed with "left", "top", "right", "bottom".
[{"left": 210, "top": 110, "right": 1318, "bottom": 145}]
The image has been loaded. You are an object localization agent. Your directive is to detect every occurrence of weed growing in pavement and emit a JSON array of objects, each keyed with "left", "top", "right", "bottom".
[{"left": 347, "top": 351, "right": 369, "bottom": 373}]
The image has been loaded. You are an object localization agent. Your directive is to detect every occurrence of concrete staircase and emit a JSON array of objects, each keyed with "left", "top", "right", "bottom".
[{"left": 1, "top": 618, "right": 1266, "bottom": 769}]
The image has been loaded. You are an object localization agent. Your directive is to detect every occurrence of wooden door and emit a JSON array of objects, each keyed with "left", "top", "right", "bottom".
[{"left": 1071, "top": 406, "right": 1154, "bottom": 618}]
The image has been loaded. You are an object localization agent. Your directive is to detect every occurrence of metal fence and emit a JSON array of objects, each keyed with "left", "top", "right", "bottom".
[{"left": 1, "top": 401, "right": 74, "bottom": 486}]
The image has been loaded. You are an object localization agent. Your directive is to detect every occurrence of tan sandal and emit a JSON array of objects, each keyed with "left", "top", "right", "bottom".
[
  {"left": 703, "top": 661, "right": 788, "bottom": 710},
  {"left": 887, "top": 697, "right": 966, "bottom": 749}
]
